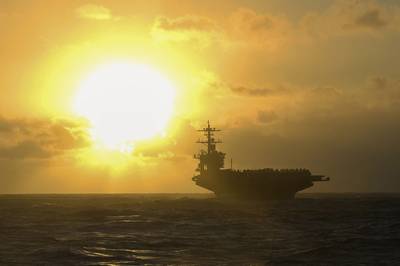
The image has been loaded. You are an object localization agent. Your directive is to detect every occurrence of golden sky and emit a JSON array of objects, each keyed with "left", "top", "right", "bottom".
[{"left": 1, "top": 0, "right": 400, "bottom": 193}]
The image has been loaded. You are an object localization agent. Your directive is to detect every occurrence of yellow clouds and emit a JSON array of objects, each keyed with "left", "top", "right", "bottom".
[
  {"left": 1, "top": 0, "right": 400, "bottom": 193},
  {"left": 151, "top": 15, "right": 219, "bottom": 47},
  {"left": 151, "top": 9, "right": 292, "bottom": 49},
  {"left": 154, "top": 15, "right": 217, "bottom": 32},
  {"left": 228, "top": 8, "right": 292, "bottom": 49},
  {"left": 0, "top": 117, "right": 90, "bottom": 160},
  {"left": 150, "top": 1, "right": 400, "bottom": 52},
  {"left": 76, "top": 4, "right": 112, "bottom": 20}
]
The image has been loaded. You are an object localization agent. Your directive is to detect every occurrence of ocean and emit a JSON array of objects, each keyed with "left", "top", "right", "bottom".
[{"left": 0, "top": 194, "right": 399, "bottom": 265}]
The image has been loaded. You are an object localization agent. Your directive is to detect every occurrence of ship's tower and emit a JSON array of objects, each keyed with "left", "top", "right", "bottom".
[{"left": 195, "top": 121, "right": 225, "bottom": 175}]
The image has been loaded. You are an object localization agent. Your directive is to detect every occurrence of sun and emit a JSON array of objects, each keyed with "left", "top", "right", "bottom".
[{"left": 73, "top": 61, "right": 175, "bottom": 151}]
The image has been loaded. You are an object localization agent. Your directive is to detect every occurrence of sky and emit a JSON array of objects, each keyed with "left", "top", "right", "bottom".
[{"left": 1, "top": 0, "right": 400, "bottom": 193}]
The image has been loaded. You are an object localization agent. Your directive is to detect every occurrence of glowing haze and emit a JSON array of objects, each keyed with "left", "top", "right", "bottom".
[
  {"left": 0, "top": 0, "right": 400, "bottom": 193},
  {"left": 74, "top": 62, "right": 175, "bottom": 151}
]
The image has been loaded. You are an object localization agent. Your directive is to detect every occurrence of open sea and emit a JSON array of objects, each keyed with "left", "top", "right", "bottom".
[{"left": 0, "top": 193, "right": 399, "bottom": 265}]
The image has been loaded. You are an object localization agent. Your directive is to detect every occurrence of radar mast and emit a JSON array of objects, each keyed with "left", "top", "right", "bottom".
[
  {"left": 194, "top": 121, "right": 225, "bottom": 174},
  {"left": 196, "top": 120, "right": 222, "bottom": 154}
]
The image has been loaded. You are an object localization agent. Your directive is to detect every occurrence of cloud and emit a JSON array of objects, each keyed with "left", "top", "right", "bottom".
[
  {"left": 151, "top": 9, "right": 293, "bottom": 49},
  {"left": 154, "top": 15, "right": 217, "bottom": 32},
  {"left": 257, "top": 110, "right": 278, "bottom": 124},
  {"left": 218, "top": 76, "right": 400, "bottom": 192},
  {"left": 150, "top": 1, "right": 400, "bottom": 51},
  {"left": 228, "top": 8, "right": 292, "bottom": 48},
  {"left": 368, "top": 76, "right": 389, "bottom": 90},
  {"left": 230, "top": 8, "right": 275, "bottom": 32},
  {"left": 0, "top": 117, "right": 201, "bottom": 193},
  {"left": 132, "top": 118, "right": 198, "bottom": 159},
  {"left": 151, "top": 15, "right": 219, "bottom": 46},
  {"left": 230, "top": 85, "right": 289, "bottom": 97},
  {"left": 0, "top": 117, "right": 90, "bottom": 160},
  {"left": 361, "top": 76, "right": 400, "bottom": 109},
  {"left": 300, "top": 0, "right": 396, "bottom": 38},
  {"left": 353, "top": 8, "right": 387, "bottom": 29},
  {"left": 76, "top": 4, "right": 112, "bottom": 20},
  {"left": 0, "top": 117, "right": 14, "bottom": 132},
  {"left": 150, "top": 1, "right": 400, "bottom": 52},
  {"left": 224, "top": 113, "right": 400, "bottom": 193},
  {"left": 0, "top": 141, "right": 51, "bottom": 159},
  {"left": 231, "top": 86, "right": 275, "bottom": 96}
]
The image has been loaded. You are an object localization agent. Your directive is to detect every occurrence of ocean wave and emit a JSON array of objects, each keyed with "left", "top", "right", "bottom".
[{"left": 1, "top": 194, "right": 400, "bottom": 265}]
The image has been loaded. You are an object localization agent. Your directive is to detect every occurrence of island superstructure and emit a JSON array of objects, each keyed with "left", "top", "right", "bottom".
[{"left": 192, "top": 121, "right": 330, "bottom": 200}]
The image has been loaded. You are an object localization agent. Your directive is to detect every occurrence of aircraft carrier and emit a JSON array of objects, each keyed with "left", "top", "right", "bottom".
[{"left": 192, "top": 121, "right": 330, "bottom": 200}]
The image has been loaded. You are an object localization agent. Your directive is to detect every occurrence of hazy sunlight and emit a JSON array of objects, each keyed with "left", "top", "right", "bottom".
[{"left": 73, "top": 61, "right": 175, "bottom": 151}]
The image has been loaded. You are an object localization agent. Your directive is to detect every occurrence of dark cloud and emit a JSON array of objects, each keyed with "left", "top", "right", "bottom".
[
  {"left": 230, "top": 85, "right": 285, "bottom": 97},
  {"left": 366, "top": 76, "right": 400, "bottom": 93},
  {"left": 0, "top": 117, "right": 90, "bottom": 160},
  {"left": 223, "top": 108, "right": 400, "bottom": 192},
  {"left": 0, "top": 141, "right": 51, "bottom": 159},
  {"left": 231, "top": 86, "right": 272, "bottom": 96},
  {"left": 44, "top": 123, "right": 89, "bottom": 150},
  {"left": 219, "top": 76, "right": 400, "bottom": 192},
  {"left": 363, "top": 76, "right": 400, "bottom": 107},
  {"left": 300, "top": 1, "right": 397, "bottom": 38},
  {"left": 0, "top": 117, "right": 13, "bottom": 132},
  {"left": 368, "top": 76, "right": 388, "bottom": 90},
  {"left": 354, "top": 9, "right": 387, "bottom": 29}
]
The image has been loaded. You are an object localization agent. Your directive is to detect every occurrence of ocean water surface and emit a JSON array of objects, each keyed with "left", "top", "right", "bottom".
[{"left": 0, "top": 193, "right": 399, "bottom": 265}]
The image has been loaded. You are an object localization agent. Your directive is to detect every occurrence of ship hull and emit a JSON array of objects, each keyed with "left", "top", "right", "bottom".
[{"left": 193, "top": 171, "right": 320, "bottom": 200}]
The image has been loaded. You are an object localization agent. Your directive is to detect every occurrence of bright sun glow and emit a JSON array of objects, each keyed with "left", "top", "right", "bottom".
[{"left": 73, "top": 61, "right": 175, "bottom": 151}]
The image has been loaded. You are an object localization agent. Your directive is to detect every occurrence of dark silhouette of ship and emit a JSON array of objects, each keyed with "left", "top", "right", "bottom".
[{"left": 192, "top": 121, "right": 330, "bottom": 200}]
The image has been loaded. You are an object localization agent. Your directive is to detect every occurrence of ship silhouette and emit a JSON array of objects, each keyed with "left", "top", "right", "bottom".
[{"left": 192, "top": 121, "right": 330, "bottom": 200}]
